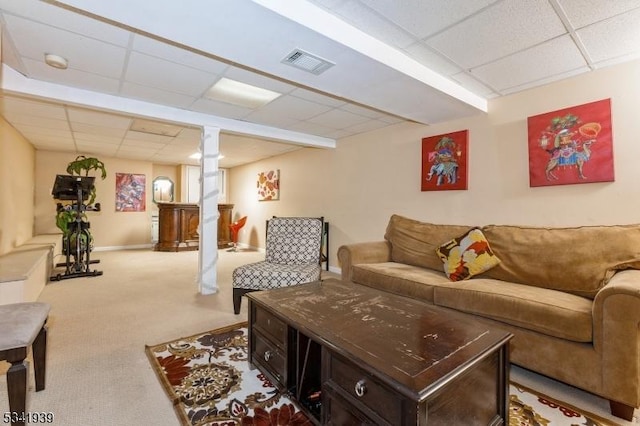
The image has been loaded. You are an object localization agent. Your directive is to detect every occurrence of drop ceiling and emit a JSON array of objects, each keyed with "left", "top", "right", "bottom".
[{"left": 1, "top": 0, "right": 639, "bottom": 168}]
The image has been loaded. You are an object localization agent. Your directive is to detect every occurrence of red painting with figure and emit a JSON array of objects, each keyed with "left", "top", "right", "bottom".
[
  {"left": 528, "top": 99, "right": 614, "bottom": 187},
  {"left": 421, "top": 130, "right": 468, "bottom": 191}
]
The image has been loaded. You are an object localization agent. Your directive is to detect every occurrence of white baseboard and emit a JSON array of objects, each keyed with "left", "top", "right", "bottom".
[{"left": 94, "top": 244, "right": 154, "bottom": 252}]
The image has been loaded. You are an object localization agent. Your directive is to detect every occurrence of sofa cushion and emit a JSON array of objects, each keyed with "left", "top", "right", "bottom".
[
  {"left": 384, "top": 214, "right": 472, "bottom": 272},
  {"left": 352, "top": 262, "right": 451, "bottom": 303},
  {"left": 434, "top": 279, "right": 593, "bottom": 342},
  {"left": 482, "top": 224, "right": 640, "bottom": 299},
  {"left": 436, "top": 228, "right": 501, "bottom": 281}
]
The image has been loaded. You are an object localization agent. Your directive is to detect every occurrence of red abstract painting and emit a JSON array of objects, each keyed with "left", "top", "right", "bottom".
[
  {"left": 421, "top": 130, "right": 468, "bottom": 191},
  {"left": 528, "top": 99, "right": 614, "bottom": 187},
  {"left": 115, "top": 173, "right": 146, "bottom": 212}
]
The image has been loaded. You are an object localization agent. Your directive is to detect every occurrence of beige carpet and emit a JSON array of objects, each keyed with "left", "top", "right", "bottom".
[{"left": 0, "top": 248, "right": 636, "bottom": 425}]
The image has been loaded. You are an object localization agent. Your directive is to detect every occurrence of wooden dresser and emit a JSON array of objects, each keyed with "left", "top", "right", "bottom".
[{"left": 155, "top": 202, "right": 199, "bottom": 252}]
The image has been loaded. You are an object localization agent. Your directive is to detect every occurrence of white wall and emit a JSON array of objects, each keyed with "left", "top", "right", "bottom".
[{"left": 229, "top": 59, "right": 640, "bottom": 270}]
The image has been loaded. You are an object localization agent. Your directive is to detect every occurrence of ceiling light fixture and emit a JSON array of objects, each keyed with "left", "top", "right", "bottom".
[
  {"left": 189, "top": 153, "right": 202, "bottom": 160},
  {"left": 44, "top": 53, "right": 68, "bottom": 70},
  {"left": 205, "top": 77, "right": 281, "bottom": 109}
]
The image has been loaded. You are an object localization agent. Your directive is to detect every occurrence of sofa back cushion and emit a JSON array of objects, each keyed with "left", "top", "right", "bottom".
[
  {"left": 384, "top": 214, "right": 472, "bottom": 272},
  {"left": 482, "top": 224, "right": 640, "bottom": 298}
]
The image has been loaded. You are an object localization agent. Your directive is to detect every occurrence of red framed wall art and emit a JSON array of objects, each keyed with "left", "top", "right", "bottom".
[
  {"left": 421, "top": 130, "right": 468, "bottom": 191},
  {"left": 527, "top": 98, "right": 614, "bottom": 187}
]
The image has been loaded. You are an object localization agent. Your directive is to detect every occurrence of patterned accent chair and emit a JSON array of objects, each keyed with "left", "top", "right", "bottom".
[{"left": 232, "top": 217, "right": 324, "bottom": 314}]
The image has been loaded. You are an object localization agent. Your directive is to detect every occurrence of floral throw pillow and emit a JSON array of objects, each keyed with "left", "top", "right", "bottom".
[{"left": 436, "top": 228, "right": 501, "bottom": 282}]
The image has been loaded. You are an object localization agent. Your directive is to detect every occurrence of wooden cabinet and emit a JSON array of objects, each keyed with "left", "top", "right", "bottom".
[
  {"left": 217, "top": 204, "right": 234, "bottom": 248},
  {"left": 155, "top": 202, "right": 199, "bottom": 252},
  {"left": 155, "top": 203, "right": 235, "bottom": 251}
]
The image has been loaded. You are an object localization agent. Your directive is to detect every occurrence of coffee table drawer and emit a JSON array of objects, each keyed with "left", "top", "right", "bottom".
[
  {"left": 326, "top": 353, "right": 402, "bottom": 425},
  {"left": 252, "top": 306, "right": 287, "bottom": 346},
  {"left": 323, "top": 384, "right": 380, "bottom": 425},
  {"left": 252, "top": 330, "right": 286, "bottom": 386}
]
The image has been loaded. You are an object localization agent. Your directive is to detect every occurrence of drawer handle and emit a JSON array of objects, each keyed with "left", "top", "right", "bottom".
[
  {"left": 354, "top": 379, "right": 367, "bottom": 397},
  {"left": 264, "top": 350, "right": 272, "bottom": 362}
]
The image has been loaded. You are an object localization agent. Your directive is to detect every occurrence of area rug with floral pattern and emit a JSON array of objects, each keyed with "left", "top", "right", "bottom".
[{"left": 145, "top": 323, "right": 618, "bottom": 426}]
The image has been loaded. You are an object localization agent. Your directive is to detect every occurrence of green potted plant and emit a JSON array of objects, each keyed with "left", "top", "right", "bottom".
[{"left": 55, "top": 156, "right": 107, "bottom": 258}]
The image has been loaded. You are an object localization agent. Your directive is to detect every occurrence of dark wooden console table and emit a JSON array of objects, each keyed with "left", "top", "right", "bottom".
[
  {"left": 155, "top": 203, "right": 235, "bottom": 251},
  {"left": 155, "top": 202, "right": 199, "bottom": 252},
  {"left": 247, "top": 279, "right": 512, "bottom": 425}
]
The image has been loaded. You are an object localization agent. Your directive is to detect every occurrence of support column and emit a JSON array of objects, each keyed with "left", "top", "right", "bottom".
[{"left": 198, "top": 126, "right": 221, "bottom": 294}]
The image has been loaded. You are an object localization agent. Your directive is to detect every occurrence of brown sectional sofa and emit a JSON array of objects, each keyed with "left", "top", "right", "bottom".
[{"left": 337, "top": 214, "right": 640, "bottom": 420}]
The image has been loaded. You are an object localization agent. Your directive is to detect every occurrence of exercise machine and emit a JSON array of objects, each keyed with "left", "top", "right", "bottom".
[{"left": 50, "top": 174, "right": 103, "bottom": 281}]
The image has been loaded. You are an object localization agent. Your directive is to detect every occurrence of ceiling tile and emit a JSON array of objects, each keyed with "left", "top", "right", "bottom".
[
  {"left": 125, "top": 52, "right": 218, "bottom": 97},
  {"left": 249, "top": 95, "right": 333, "bottom": 121},
  {"left": 222, "top": 66, "right": 298, "bottom": 95},
  {"left": 471, "top": 35, "right": 586, "bottom": 92},
  {"left": 124, "top": 130, "right": 174, "bottom": 144},
  {"left": 307, "top": 108, "right": 371, "bottom": 129},
  {"left": 75, "top": 143, "right": 118, "bottom": 156},
  {"left": 499, "top": 66, "right": 588, "bottom": 95},
  {"left": 132, "top": 34, "right": 229, "bottom": 74},
  {"left": 21, "top": 58, "right": 121, "bottom": 94},
  {"left": 360, "top": 0, "right": 500, "bottom": 39},
  {"left": 342, "top": 118, "right": 391, "bottom": 134},
  {"left": 120, "top": 82, "right": 197, "bottom": 109},
  {"left": 3, "top": 114, "right": 70, "bottom": 130},
  {"left": 287, "top": 120, "right": 342, "bottom": 136},
  {"left": 71, "top": 122, "right": 127, "bottom": 138},
  {"left": 403, "top": 42, "right": 463, "bottom": 76},
  {"left": 21, "top": 133, "right": 73, "bottom": 145},
  {"left": 0, "top": 97, "right": 66, "bottom": 120},
  {"left": 450, "top": 72, "right": 497, "bottom": 97},
  {"left": 242, "top": 111, "right": 300, "bottom": 128},
  {"left": 0, "top": 33, "right": 25, "bottom": 75},
  {"left": 67, "top": 108, "right": 132, "bottom": 129},
  {"left": 427, "top": 0, "right": 566, "bottom": 68},
  {"left": 3, "top": 15, "right": 127, "bottom": 78},
  {"left": 339, "top": 103, "right": 388, "bottom": 119},
  {"left": 189, "top": 98, "right": 253, "bottom": 119},
  {"left": 321, "top": 0, "right": 417, "bottom": 48},
  {"left": 73, "top": 133, "right": 123, "bottom": 145},
  {"left": 558, "top": 0, "right": 640, "bottom": 28},
  {"left": 174, "top": 128, "right": 202, "bottom": 141},
  {"left": 120, "top": 139, "right": 168, "bottom": 149},
  {"left": 0, "top": 0, "right": 131, "bottom": 46},
  {"left": 577, "top": 8, "right": 640, "bottom": 63},
  {"left": 289, "top": 88, "right": 347, "bottom": 108}
]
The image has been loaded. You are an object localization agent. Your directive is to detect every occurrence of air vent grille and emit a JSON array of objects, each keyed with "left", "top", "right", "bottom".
[{"left": 281, "top": 49, "right": 334, "bottom": 75}]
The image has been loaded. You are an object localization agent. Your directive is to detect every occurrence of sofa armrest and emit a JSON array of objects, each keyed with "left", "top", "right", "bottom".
[
  {"left": 593, "top": 269, "right": 640, "bottom": 407},
  {"left": 337, "top": 241, "right": 391, "bottom": 282}
]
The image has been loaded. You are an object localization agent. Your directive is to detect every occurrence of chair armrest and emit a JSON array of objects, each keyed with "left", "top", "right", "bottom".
[
  {"left": 337, "top": 241, "right": 391, "bottom": 282},
  {"left": 593, "top": 269, "right": 640, "bottom": 406}
]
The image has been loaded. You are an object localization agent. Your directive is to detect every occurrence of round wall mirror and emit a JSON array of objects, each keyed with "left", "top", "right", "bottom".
[{"left": 152, "top": 176, "right": 174, "bottom": 203}]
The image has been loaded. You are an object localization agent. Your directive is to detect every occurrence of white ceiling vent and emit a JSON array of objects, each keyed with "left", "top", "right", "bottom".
[{"left": 281, "top": 49, "right": 335, "bottom": 75}]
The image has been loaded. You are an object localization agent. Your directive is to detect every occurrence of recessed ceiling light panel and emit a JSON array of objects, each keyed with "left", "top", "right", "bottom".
[
  {"left": 281, "top": 49, "right": 334, "bottom": 75},
  {"left": 205, "top": 78, "right": 281, "bottom": 109}
]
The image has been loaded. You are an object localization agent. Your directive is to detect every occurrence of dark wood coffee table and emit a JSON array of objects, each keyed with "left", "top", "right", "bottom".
[{"left": 247, "top": 279, "right": 512, "bottom": 425}]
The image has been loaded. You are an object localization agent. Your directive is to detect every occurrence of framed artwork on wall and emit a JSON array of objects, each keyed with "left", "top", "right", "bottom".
[
  {"left": 115, "top": 173, "right": 146, "bottom": 212},
  {"left": 527, "top": 98, "right": 614, "bottom": 187},
  {"left": 421, "top": 130, "right": 468, "bottom": 191},
  {"left": 257, "top": 169, "right": 279, "bottom": 201}
]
